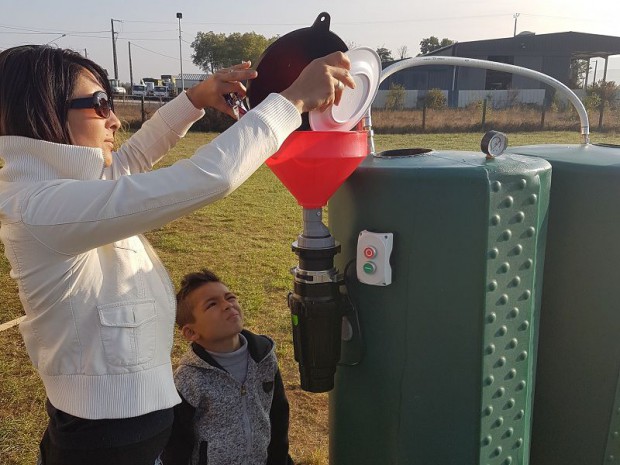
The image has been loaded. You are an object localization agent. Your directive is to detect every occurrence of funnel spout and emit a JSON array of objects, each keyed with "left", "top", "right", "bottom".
[
  {"left": 296, "top": 208, "right": 336, "bottom": 249},
  {"left": 302, "top": 208, "right": 330, "bottom": 238}
]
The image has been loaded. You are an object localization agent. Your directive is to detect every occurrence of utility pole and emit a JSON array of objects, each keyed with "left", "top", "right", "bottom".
[
  {"left": 128, "top": 42, "right": 134, "bottom": 88},
  {"left": 110, "top": 19, "right": 122, "bottom": 80},
  {"left": 84, "top": 48, "right": 88, "bottom": 58},
  {"left": 513, "top": 13, "right": 520, "bottom": 37},
  {"left": 177, "top": 12, "right": 184, "bottom": 92},
  {"left": 593, "top": 60, "right": 599, "bottom": 83}
]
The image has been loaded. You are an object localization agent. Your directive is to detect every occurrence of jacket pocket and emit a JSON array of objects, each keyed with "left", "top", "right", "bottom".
[{"left": 97, "top": 299, "right": 157, "bottom": 366}]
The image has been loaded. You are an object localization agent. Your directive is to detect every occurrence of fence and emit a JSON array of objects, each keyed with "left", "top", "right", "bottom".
[
  {"left": 371, "top": 88, "right": 620, "bottom": 133},
  {"left": 113, "top": 91, "right": 620, "bottom": 134}
]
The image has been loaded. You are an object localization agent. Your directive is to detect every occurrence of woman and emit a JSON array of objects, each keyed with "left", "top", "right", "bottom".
[{"left": 0, "top": 45, "right": 354, "bottom": 465}]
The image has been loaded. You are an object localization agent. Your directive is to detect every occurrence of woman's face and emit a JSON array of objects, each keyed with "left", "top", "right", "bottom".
[{"left": 67, "top": 70, "right": 121, "bottom": 167}]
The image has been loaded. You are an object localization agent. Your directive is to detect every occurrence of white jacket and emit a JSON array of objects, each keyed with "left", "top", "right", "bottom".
[{"left": 0, "top": 92, "right": 300, "bottom": 419}]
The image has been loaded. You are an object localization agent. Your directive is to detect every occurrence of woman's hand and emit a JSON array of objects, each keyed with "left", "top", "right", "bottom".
[
  {"left": 185, "top": 61, "right": 257, "bottom": 118},
  {"left": 280, "top": 52, "right": 356, "bottom": 114}
]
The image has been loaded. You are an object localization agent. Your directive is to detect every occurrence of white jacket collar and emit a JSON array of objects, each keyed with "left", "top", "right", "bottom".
[{"left": 0, "top": 136, "right": 106, "bottom": 182}]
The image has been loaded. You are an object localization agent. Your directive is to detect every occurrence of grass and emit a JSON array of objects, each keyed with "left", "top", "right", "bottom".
[{"left": 1, "top": 129, "right": 619, "bottom": 465}]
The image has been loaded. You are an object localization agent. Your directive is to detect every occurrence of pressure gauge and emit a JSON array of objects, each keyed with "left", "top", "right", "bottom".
[{"left": 481, "top": 130, "right": 508, "bottom": 158}]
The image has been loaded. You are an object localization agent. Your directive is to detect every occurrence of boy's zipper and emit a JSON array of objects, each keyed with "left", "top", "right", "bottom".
[{"left": 241, "top": 383, "right": 254, "bottom": 458}]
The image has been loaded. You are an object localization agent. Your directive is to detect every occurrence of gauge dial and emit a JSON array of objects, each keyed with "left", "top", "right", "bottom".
[{"left": 481, "top": 130, "right": 508, "bottom": 158}]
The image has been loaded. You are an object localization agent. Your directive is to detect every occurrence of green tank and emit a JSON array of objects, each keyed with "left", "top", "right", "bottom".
[
  {"left": 506, "top": 143, "right": 620, "bottom": 465},
  {"left": 328, "top": 150, "right": 551, "bottom": 465}
]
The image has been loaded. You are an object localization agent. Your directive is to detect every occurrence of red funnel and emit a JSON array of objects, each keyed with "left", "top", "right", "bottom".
[{"left": 266, "top": 131, "right": 368, "bottom": 209}]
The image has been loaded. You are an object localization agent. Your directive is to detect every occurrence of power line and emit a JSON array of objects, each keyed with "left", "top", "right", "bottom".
[
  {"left": 117, "top": 36, "right": 180, "bottom": 42},
  {"left": 111, "top": 15, "right": 512, "bottom": 27},
  {"left": 0, "top": 31, "right": 110, "bottom": 40},
  {"left": 520, "top": 13, "right": 607, "bottom": 23},
  {"left": 129, "top": 41, "right": 195, "bottom": 66},
  {"left": 115, "top": 29, "right": 178, "bottom": 35},
  {"left": 0, "top": 24, "right": 109, "bottom": 34},
  {"left": 1, "top": 9, "right": 612, "bottom": 36}
]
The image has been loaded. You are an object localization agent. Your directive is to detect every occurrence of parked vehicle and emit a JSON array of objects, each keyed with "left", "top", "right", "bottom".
[
  {"left": 145, "top": 81, "right": 155, "bottom": 96},
  {"left": 132, "top": 84, "right": 147, "bottom": 97},
  {"left": 161, "top": 75, "right": 177, "bottom": 97},
  {"left": 153, "top": 86, "right": 169, "bottom": 98},
  {"left": 108, "top": 78, "right": 126, "bottom": 96}
]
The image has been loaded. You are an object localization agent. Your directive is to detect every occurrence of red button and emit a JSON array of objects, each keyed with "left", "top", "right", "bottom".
[{"left": 363, "top": 246, "right": 376, "bottom": 258}]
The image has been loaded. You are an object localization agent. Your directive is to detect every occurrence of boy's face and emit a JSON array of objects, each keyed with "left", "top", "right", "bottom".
[{"left": 182, "top": 281, "right": 244, "bottom": 352}]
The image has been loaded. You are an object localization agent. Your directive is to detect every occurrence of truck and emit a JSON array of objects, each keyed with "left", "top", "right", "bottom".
[
  {"left": 131, "top": 84, "right": 147, "bottom": 97},
  {"left": 153, "top": 86, "right": 169, "bottom": 98},
  {"left": 145, "top": 81, "right": 155, "bottom": 96},
  {"left": 161, "top": 75, "right": 177, "bottom": 98}
]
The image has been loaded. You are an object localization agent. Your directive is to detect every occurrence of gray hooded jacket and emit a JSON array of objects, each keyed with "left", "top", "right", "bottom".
[{"left": 162, "top": 330, "right": 293, "bottom": 465}]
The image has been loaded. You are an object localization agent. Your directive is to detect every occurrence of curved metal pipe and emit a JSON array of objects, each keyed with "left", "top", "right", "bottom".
[{"left": 377, "top": 56, "right": 590, "bottom": 144}]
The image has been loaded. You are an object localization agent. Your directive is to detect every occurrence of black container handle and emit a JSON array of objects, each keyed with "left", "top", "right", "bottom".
[{"left": 312, "top": 12, "right": 331, "bottom": 32}]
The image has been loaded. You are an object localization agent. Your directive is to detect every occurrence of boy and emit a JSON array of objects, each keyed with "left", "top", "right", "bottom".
[{"left": 162, "top": 269, "right": 294, "bottom": 465}]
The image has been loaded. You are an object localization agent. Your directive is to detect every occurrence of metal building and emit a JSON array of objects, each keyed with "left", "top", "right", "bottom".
[{"left": 377, "top": 32, "right": 620, "bottom": 108}]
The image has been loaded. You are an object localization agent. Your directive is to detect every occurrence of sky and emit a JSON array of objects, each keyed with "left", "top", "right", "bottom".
[{"left": 2, "top": 0, "right": 620, "bottom": 85}]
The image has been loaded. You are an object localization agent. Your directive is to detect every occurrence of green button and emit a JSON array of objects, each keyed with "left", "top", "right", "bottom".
[
  {"left": 292, "top": 314, "right": 299, "bottom": 326},
  {"left": 363, "top": 262, "right": 376, "bottom": 274}
]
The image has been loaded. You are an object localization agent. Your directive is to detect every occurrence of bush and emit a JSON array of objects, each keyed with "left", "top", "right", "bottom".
[
  {"left": 424, "top": 88, "right": 447, "bottom": 109},
  {"left": 587, "top": 81, "right": 619, "bottom": 110},
  {"left": 583, "top": 93, "right": 602, "bottom": 111},
  {"left": 384, "top": 83, "right": 406, "bottom": 111}
]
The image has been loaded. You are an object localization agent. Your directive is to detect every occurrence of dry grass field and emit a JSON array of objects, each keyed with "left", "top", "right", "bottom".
[
  {"left": 0, "top": 103, "right": 619, "bottom": 465},
  {"left": 371, "top": 105, "right": 620, "bottom": 133}
]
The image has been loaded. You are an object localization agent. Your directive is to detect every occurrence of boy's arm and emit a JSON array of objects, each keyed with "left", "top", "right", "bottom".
[
  {"left": 267, "top": 368, "right": 295, "bottom": 465},
  {"left": 161, "top": 392, "right": 196, "bottom": 465}
]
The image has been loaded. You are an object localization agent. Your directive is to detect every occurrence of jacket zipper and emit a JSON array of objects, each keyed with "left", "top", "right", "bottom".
[{"left": 241, "top": 383, "right": 253, "bottom": 460}]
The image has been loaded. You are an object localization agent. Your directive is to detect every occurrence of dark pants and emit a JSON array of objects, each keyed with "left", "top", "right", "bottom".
[{"left": 38, "top": 425, "right": 171, "bottom": 465}]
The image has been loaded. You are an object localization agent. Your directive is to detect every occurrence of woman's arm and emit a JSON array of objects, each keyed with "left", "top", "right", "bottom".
[
  {"left": 19, "top": 94, "right": 299, "bottom": 255},
  {"left": 110, "top": 63, "right": 256, "bottom": 176},
  {"left": 18, "top": 53, "right": 353, "bottom": 255},
  {"left": 108, "top": 93, "right": 204, "bottom": 176}
]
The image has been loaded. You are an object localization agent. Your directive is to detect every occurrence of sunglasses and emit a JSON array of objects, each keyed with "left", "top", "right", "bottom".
[{"left": 68, "top": 91, "right": 113, "bottom": 119}]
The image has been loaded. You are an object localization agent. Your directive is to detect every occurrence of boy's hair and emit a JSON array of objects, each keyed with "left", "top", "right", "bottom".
[
  {"left": 176, "top": 269, "right": 222, "bottom": 328},
  {"left": 0, "top": 45, "right": 113, "bottom": 142}
]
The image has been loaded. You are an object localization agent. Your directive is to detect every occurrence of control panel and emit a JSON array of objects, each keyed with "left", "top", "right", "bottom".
[{"left": 356, "top": 230, "right": 393, "bottom": 286}]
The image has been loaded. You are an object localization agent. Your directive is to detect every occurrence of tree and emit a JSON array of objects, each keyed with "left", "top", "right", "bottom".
[
  {"left": 396, "top": 45, "right": 409, "bottom": 60},
  {"left": 568, "top": 59, "right": 589, "bottom": 89},
  {"left": 376, "top": 46, "right": 393, "bottom": 63},
  {"left": 587, "top": 80, "right": 619, "bottom": 109},
  {"left": 384, "top": 83, "right": 406, "bottom": 110},
  {"left": 191, "top": 31, "right": 276, "bottom": 73},
  {"left": 419, "top": 36, "right": 455, "bottom": 55}
]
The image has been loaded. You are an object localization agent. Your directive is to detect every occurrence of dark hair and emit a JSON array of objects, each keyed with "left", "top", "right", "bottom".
[
  {"left": 176, "top": 269, "right": 223, "bottom": 328},
  {"left": 0, "top": 45, "right": 113, "bottom": 143}
]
